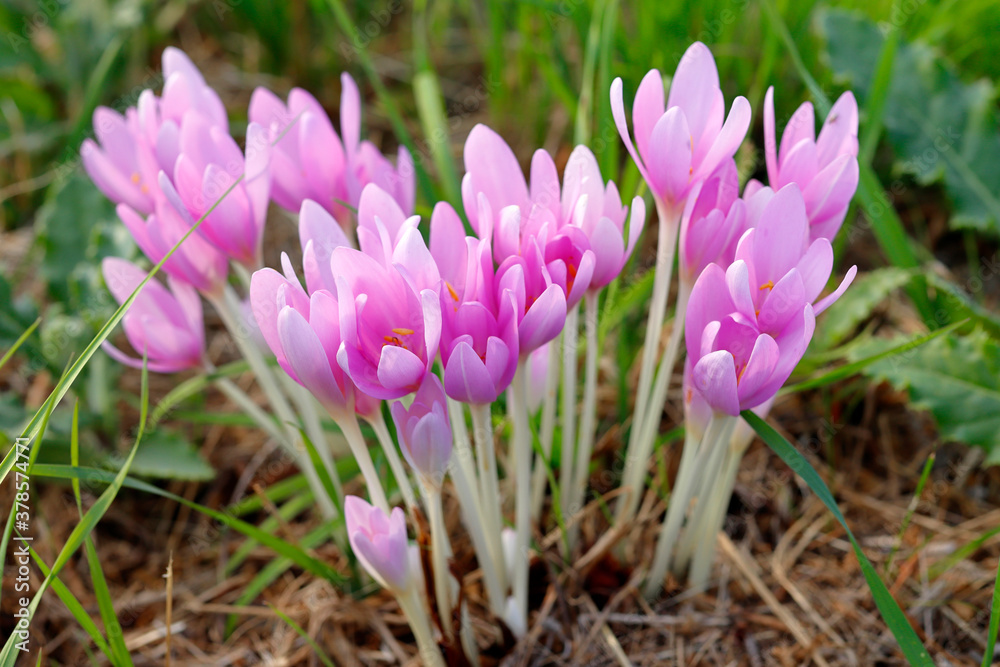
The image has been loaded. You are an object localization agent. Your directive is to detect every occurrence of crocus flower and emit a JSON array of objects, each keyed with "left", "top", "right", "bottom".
[
  {"left": 249, "top": 258, "right": 378, "bottom": 416},
  {"left": 461, "top": 125, "right": 532, "bottom": 238},
  {"left": 495, "top": 238, "right": 567, "bottom": 356},
  {"left": 81, "top": 48, "right": 227, "bottom": 215},
  {"left": 334, "top": 247, "right": 442, "bottom": 400},
  {"left": 299, "top": 199, "right": 354, "bottom": 295},
  {"left": 345, "top": 496, "right": 411, "bottom": 593},
  {"left": 611, "top": 42, "right": 751, "bottom": 210},
  {"left": 170, "top": 116, "right": 271, "bottom": 267},
  {"left": 729, "top": 184, "right": 856, "bottom": 336},
  {"left": 559, "top": 146, "right": 646, "bottom": 291},
  {"left": 116, "top": 201, "right": 228, "bottom": 294},
  {"left": 678, "top": 159, "right": 746, "bottom": 284},
  {"left": 249, "top": 73, "right": 414, "bottom": 222},
  {"left": 390, "top": 375, "right": 453, "bottom": 483},
  {"left": 762, "top": 87, "right": 859, "bottom": 241},
  {"left": 430, "top": 202, "right": 521, "bottom": 403},
  {"left": 101, "top": 257, "right": 204, "bottom": 373},
  {"left": 685, "top": 262, "right": 815, "bottom": 417},
  {"left": 684, "top": 186, "right": 857, "bottom": 416}
]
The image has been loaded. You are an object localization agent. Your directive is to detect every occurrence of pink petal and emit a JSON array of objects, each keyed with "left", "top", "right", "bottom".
[{"left": 692, "top": 349, "right": 740, "bottom": 417}]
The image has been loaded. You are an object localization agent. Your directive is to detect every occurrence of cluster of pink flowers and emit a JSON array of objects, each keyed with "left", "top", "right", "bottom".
[{"left": 85, "top": 41, "right": 860, "bottom": 647}]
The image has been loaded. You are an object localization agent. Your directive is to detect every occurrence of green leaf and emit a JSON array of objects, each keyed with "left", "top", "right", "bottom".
[
  {"left": 820, "top": 9, "right": 1000, "bottom": 235},
  {"left": 120, "top": 430, "right": 214, "bottom": 481},
  {"left": 851, "top": 328, "right": 1000, "bottom": 458},
  {"left": 743, "top": 411, "right": 934, "bottom": 666}
]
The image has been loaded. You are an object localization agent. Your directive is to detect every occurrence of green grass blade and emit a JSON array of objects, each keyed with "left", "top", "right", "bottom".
[
  {"left": 0, "top": 318, "right": 39, "bottom": 371},
  {"left": 299, "top": 427, "right": 344, "bottom": 516},
  {"left": 72, "top": 401, "right": 132, "bottom": 664},
  {"left": 782, "top": 319, "right": 967, "bottom": 394},
  {"left": 0, "top": 357, "right": 150, "bottom": 666},
  {"left": 858, "top": 23, "right": 899, "bottom": 166},
  {"left": 225, "top": 492, "right": 315, "bottom": 575},
  {"left": 984, "top": 557, "right": 1000, "bottom": 666},
  {"left": 743, "top": 411, "right": 933, "bottom": 666},
  {"left": 321, "top": 0, "right": 437, "bottom": 204},
  {"left": 885, "top": 452, "right": 935, "bottom": 577},
  {"left": 269, "top": 603, "right": 338, "bottom": 667},
  {"left": 573, "top": 0, "right": 607, "bottom": 146},
  {"left": 150, "top": 360, "right": 250, "bottom": 427},
  {"left": 27, "top": 547, "right": 113, "bottom": 661},
  {"left": 30, "top": 464, "right": 345, "bottom": 586},
  {"left": 0, "top": 377, "right": 59, "bottom": 613},
  {"left": 929, "top": 524, "right": 1000, "bottom": 579},
  {"left": 225, "top": 521, "right": 339, "bottom": 638},
  {"left": 226, "top": 474, "right": 311, "bottom": 517},
  {"left": 83, "top": 537, "right": 131, "bottom": 665}
]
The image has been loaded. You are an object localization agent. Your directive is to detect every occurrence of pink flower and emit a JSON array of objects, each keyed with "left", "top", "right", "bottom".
[
  {"left": 390, "top": 375, "right": 453, "bottom": 482},
  {"left": 81, "top": 48, "right": 227, "bottom": 216},
  {"left": 678, "top": 159, "right": 746, "bottom": 284},
  {"left": 249, "top": 258, "right": 378, "bottom": 416},
  {"left": 431, "top": 203, "right": 521, "bottom": 403},
  {"left": 559, "top": 146, "right": 646, "bottom": 290},
  {"left": 763, "top": 87, "right": 859, "bottom": 241},
  {"left": 170, "top": 115, "right": 271, "bottom": 267},
  {"left": 116, "top": 201, "right": 228, "bottom": 294},
  {"left": 685, "top": 263, "right": 813, "bottom": 417},
  {"left": 683, "top": 186, "right": 857, "bottom": 416},
  {"left": 345, "top": 496, "right": 411, "bottom": 592},
  {"left": 299, "top": 199, "right": 354, "bottom": 294},
  {"left": 730, "top": 184, "right": 857, "bottom": 336},
  {"left": 101, "top": 257, "right": 204, "bottom": 373},
  {"left": 496, "top": 237, "right": 567, "bottom": 355},
  {"left": 611, "top": 42, "right": 751, "bottom": 208},
  {"left": 334, "top": 247, "right": 442, "bottom": 400},
  {"left": 249, "top": 74, "right": 414, "bottom": 222}
]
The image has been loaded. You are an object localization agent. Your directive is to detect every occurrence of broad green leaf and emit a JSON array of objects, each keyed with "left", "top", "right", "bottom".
[
  {"left": 820, "top": 9, "right": 1000, "bottom": 235},
  {"left": 852, "top": 329, "right": 1000, "bottom": 458},
  {"left": 120, "top": 430, "right": 214, "bottom": 481}
]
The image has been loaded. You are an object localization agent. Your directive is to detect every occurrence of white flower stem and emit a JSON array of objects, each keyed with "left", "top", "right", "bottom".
[
  {"left": 510, "top": 361, "right": 533, "bottom": 621},
  {"left": 447, "top": 448, "right": 506, "bottom": 615},
  {"left": 423, "top": 481, "right": 454, "bottom": 641},
  {"left": 446, "top": 398, "right": 481, "bottom": 504},
  {"left": 368, "top": 410, "right": 417, "bottom": 512},
  {"left": 637, "top": 282, "right": 691, "bottom": 466},
  {"left": 567, "top": 291, "right": 600, "bottom": 550},
  {"left": 558, "top": 305, "right": 580, "bottom": 530},
  {"left": 279, "top": 376, "right": 345, "bottom": 516},
  {"left": 331, "top": 408, "right": 390, "bottom": 514},
  {"left": 397, "top": 588, "right": 447, "bottom": 667},
  {"left": 530, "top": 336, "right": 561, "bottom": 520},
  {"left": 673, "top": 416, "right": 737, "bottom": 574},
  {"left": 644, "top": 412, "right": 735, "bottom": 598},
  {"left": 687, "top": 445, "right": 741, "bottom": 591},
  {"left": 616, "top": 199, "right": 681, "bottom": 526},
  {"left": 208, "top": 291, "right": 341, "bottom": 521},
  {"left": 470, "top": 402, "right": 506, "bottom": 591}
]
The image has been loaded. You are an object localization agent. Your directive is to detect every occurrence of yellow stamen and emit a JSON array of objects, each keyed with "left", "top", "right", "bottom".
[
  {"left": 445, "top": 282, "right": 460, "bottom": 302},
  {"left": 392, "top": 327, "right": 414, "bottom": 336},
  {"left": 140, "top": 185, "right": 149, "bottom": 194},
  {"left": 131, "top": 172, "right": 140, "bottom": 184},
  {"left": 759, "top": 280, "right": 774, "bottom": 291}
]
